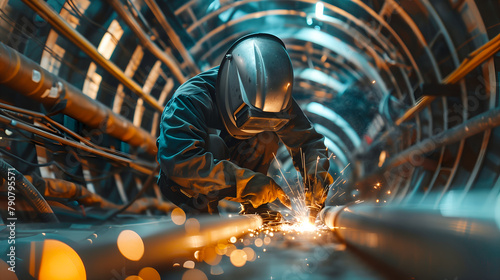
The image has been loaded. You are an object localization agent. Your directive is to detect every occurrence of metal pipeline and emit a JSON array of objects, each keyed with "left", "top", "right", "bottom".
[
  {"left": 0, "top": 42, "right": 157, "bottom": 156},
  {"left": 388, "top": 106, "right": 500, "bottom": 168},
  {"left": 11, "top": 215, "right": 262, "bottom": 279},
  {"left": 30, "top": 177, "right": 175, "bottom": 214},
  {"left": 0, "top": 160, "right": 59, "bottom": 223},
  {"left": 35, "top": 177, "right": 121, "bottom": 210},
  {"left": 19, "top": 0, "right": 165, "bottom": 112},
  {"left": 320, "top": 195, "right": 500, "bottom": 279},
  {"left": 107, "top": 0, "right": 187, "bottom": 83},
  {"left": 357, "top": 106, "right": 500, "bottom": 186}
]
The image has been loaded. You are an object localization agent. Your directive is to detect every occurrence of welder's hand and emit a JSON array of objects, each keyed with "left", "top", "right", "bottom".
[
  {"left": 238, "top": 174, "right": 292, "bottom": 210},
  {"left": 305, "top": 172, "right": 333, "bottom": 211}
]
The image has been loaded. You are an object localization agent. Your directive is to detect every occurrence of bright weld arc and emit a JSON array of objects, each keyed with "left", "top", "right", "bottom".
[{"left": 270, "top": 153, "right": 351, "bottom": 233}]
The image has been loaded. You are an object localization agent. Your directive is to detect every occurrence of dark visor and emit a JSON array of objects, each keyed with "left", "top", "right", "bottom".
[{"left": 234, "top": 104, "right": 290, "bottom": 131}]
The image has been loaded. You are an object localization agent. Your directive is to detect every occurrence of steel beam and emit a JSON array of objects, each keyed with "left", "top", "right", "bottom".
[
  {"left": 20, "top": 0, "right": 164, "bottom": 112},
  {"left": 143, "top": 0, "right": 200, "bottom": 74},
  {"left": 107, "top": 0, "right": 187, "bottom": 83},
  {"left": 0, "top": 43, "right": 157, "bottom": 156}
]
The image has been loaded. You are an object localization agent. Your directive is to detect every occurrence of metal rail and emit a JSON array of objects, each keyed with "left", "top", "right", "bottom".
[
  {"left": 387, "top": 107, "right": 500, "bottom": 169},
  {"left": 0, "top": 42, "right": 157, "bottom": 155},
  {"left": 20, "top": 0, "right": 164, "bottom": 112}
]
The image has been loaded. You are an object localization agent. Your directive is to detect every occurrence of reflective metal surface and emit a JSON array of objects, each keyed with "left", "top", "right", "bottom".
[{"left": 320, "top": 192, "right": 500, "bottom": 279}]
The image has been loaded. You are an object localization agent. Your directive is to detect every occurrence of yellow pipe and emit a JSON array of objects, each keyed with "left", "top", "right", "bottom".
[
  {"left": 395, "top": 96, "right": 435, "bottom": 126},
  {"left": 443, "top": 32, "right": 500, "bottom": 84},
  {"left": 396, "top": 33, "right": 500, "bottom": 125},
  {"left": 0, "top": 42, "right": 157, "bottom": 156}
]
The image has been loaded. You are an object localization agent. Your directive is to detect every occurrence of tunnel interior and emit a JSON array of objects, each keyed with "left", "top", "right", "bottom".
[{"left": 0, "top": 0, "right": 500, "bottom": 279}]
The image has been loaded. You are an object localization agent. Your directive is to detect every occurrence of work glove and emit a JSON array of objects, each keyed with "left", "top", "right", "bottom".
[
  {"left": 234, "top": 174, "right": 292, "bottom": 210},
  {"left": 305, "top": 171, "right": 333, "bottom": 221}
]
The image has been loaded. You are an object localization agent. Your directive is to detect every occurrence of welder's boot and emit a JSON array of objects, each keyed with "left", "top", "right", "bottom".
[{"left": 240, "top": 202, "right": 283, "bottom": 224}]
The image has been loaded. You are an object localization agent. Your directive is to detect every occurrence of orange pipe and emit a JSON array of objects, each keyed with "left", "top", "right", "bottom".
[{"left": 0, "top": 42, "right": 157, "bottom": 155}]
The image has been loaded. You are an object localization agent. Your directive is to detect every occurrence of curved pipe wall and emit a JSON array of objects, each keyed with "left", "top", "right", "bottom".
[
  {"left": 173, "top": 0, "right": 500, "bottom": 208},
  {"left": 175, "top": 3, "right": 500, "bottom": 275}
]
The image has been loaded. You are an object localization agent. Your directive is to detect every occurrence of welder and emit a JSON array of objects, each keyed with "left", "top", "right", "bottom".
[{"left": 157, "top": 33, "right": 333, "bottom": 222}]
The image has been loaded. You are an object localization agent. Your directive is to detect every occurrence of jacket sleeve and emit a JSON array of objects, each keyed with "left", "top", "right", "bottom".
[
  {"left": 276, "top": 99, "right": 332, "bottom": 182},
  {"left": 157, "top": 92, "right": 276, "bottom": 199}
]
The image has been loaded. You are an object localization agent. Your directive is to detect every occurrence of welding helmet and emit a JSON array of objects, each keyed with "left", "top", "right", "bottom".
[{"left": 216, "top": 33, "right": 294, "bottom": 139}]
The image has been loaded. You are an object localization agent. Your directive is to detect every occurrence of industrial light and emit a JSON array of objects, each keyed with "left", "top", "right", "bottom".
[{"left": 315, "top": 2, "right": 324, "bottom": 19}]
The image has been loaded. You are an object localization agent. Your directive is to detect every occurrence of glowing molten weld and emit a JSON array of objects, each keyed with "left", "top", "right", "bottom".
[{"left": 280, "top": 218, "right": 318, "bottom": 233}]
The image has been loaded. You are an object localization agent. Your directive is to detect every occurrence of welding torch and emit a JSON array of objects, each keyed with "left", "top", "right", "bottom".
[
  {"left": 304, "top": 177, "right": 323, "bottom": 224},
  {"left": 302, "top": 153, "right": 334, "bottom": 224},
  {"left": 304, "top": 168, "right": 333, "bottom": 224}
]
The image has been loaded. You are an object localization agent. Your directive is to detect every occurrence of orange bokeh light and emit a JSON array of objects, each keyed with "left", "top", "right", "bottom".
[
  {"left": 171, "top": 208, "right": 186, "bottom": 225},
  {"left": 202, "top": 246, "right": 221, "bottom": 266},
  {"left": 138, "top": 267, "right": 161, "bottom": 280},
  {"left": 38, "top": 240, "right": 86, "bottom": 280},
  {"left": 124, "top": 276, "right": 143, "bottom": 280},
  {"left": 254, "top": 238, "right": 263, "bottom": 247},
  {"left": 117, "top": 230, "right": 144, "bottom": 261},
  {"left": 242, "top": 247, "right": 256, "bottom": 262},
  {"left": 185, "top": 218, "right": 200, "bottom": 234},
  {"left": 182, "top": 269, "right": 207, "bottom": 280},
  {"left": 230, "top": 249, "right": 247, "bottom": 267}
]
